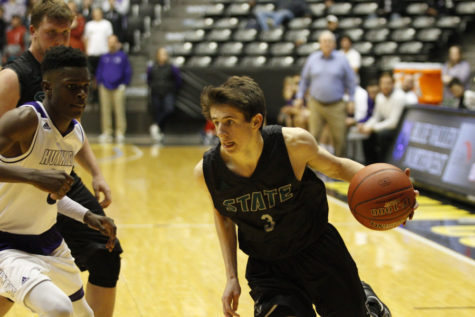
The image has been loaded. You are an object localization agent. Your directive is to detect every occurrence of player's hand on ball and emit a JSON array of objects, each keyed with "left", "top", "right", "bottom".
[
  {"left": 83, "top": 211, "right": 117, "bottom": 251},
  {"left": 403, "top": 168, "right": 419, "bottom": 226}
]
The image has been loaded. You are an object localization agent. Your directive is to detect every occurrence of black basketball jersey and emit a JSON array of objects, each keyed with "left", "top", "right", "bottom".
[
  {"left": 4, "top": 50, "right": 44, "bottom": 107},
  {"left": 203, "top": 125, "right": 329, "bottom": 260}
]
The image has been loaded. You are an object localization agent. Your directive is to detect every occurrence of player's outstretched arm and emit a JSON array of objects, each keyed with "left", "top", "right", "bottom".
[
  {"left": 75, "top": 136, "right": 112, "bottom": 208},
  {"left": 283, "top": 127, "right": 364, "bottom": 182},
  {"left": 0, "top": 69, "right": 21, "bottom": 117},
  {"left": 194, "top": 160, "right": 241, "bottom": 317}
]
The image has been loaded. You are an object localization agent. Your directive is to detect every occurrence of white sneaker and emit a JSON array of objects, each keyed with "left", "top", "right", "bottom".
[
  {"left": 150, "top": 124, "right": 163, "bottom": 143},
  {"left": 98, "top": 133, "right": 113, "bottom": 144},
  {"left": 116, "top": 133, "right": 125, "bottom": 144}
]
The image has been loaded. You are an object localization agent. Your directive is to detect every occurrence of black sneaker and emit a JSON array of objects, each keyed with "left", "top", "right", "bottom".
[{"left": 361, "top": 281, "right": 392, "bottom": 317}]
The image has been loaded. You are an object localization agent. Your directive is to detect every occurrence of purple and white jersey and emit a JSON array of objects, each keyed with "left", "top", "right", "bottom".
[{"left": 0, "top": 101, "right": 84, "bottom": 235}]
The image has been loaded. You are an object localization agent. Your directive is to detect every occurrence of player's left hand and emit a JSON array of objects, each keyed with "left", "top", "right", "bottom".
[
  {"left": 92, "top": 175, "right": 112, "bottom": 208},
  {"left": 84, "top": 211, "right": 117, "bottom": 252},
  {"left": 403, "top": 168, "right": 419, "bottom": 225}
]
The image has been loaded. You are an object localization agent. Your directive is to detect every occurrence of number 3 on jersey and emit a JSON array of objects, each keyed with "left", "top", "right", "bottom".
[{"left": 261, "top": 214, "right": 275, "bottom": 232}]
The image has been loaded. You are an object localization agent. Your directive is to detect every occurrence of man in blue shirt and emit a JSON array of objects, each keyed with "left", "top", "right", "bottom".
[
  {"left": 295, "top": 30, "right": 356, "bottom": 157},
  {"left": 96, "top": 34, "right": 132, "bottom": 143}
]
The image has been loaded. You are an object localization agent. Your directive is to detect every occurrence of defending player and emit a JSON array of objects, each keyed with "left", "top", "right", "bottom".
[
  {"left": 0, "top": 46, "right": 116, "bottom": 316},
  {"left": 195, "top": 76, "right": 417, "bottom": 317},
  {"left": 0, "top": 1, "right": 121, "bottom": 315}
]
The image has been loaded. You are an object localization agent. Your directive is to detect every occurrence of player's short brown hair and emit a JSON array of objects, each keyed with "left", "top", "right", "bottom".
[
  {"left": 30, "top": 0, "right": 74, "bottom": 28},
  {"left": 200, "top": 76, "right": 266, "bottom": 126}
]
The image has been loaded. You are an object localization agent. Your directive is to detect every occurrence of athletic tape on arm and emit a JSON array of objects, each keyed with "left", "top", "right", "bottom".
[{"left": 57, "top": 196, "right": 88, "bottom": 223}]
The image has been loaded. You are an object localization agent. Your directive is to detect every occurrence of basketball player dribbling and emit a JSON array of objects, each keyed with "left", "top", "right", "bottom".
[
  {"left": 195, "top": 76, "right": 418, "bottom": 317},
  {"left": 0, "top": 46, "right": 117, "bottom": 316},
  {"left": 0, "top": 1, "right": 122, "bottom": 316}
]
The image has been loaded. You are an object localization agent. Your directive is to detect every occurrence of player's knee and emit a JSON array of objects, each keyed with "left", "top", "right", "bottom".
[{"left": 87, "top": 249, "right": 121, "bottom": 287}]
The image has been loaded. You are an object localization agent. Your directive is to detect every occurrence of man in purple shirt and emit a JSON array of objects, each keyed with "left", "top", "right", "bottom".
[
  {"left": 295, "top": 30, "right": 356, "bottom": 157},
  {"left": 96, "top": 34, "right": 132, "bottom": 143}
]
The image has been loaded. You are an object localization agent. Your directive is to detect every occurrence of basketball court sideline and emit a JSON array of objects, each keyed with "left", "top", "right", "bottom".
[{"left": 7, "top": 144, "right": 475, "bottom": 316}]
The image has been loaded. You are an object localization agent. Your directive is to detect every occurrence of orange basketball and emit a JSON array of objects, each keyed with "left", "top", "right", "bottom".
[{"left": 347, "top": 163, "right": 416, "bottom": 231}]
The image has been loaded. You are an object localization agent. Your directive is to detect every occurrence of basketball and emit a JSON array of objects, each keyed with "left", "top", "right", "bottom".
[{"left": 347, "top": 163, "right": 416, "bottom": 231}]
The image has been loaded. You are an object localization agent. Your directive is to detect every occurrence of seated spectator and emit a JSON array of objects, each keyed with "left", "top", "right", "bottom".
[
  {"left": 67, "top": 1, "right": 85, "bottom": 52},
  {"left": 147, "top": 47, "right": 182, "bottom": 143},
  {"left": 427, "top": 0, "right": 454, "bottom": 16},
  {"left": 254, "top": 0, "right": 311, "bottom": 31},
  {"left": 376, "top": 0, "right": 405, "bottom": 20},
  {"left": 278, "top": 75, "right": 309, "bottom": 129},
  {"left": 340, "top": 35, "right": 361, "bottom": 76},
  {"left": 2, "top": 0, "right": 26, "bottom": 23},
  {"left": 400, "top": 74, "right": 419, "bottom": 105},
  {"left": 3, "top": 14, "right": 26, "bottom": 63},
  {"left": 444, "top": 78, "right": 475, "bottom": 111},
  {"left": 358, "top": 72, "right": 406, "bottom": 164},
  {"left": 442, "top": 45, "right": 471, "bottom": 99},
  {"left": 326, "top": 15, "right": 342, "bottom": 44}
]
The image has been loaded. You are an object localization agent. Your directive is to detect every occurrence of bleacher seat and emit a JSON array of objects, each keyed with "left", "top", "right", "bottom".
[
  {"left": 207, "top": 29, "right": 232, "bottom": 42},
  {"left": 214, "top": 56, "right": 239, "bottom": 67},
  {"left": 240, "top": 56, "right": 267, "bottom": 67},
  {"left": 270, "top": 42, "right": 295, "bottom": 56},
  {"left": 244, "top": 42, "right": 269, "bottom": 55},
  {"left": 363, "top": 17, "right": 387, "bottom": 29},
  {"left": 391, "top": 28, "right": 416, "bottom": 42},
  {"left": 296, "top": 42, "right": 319, "bottom": 56},
  {"left": 182, "top": 18, "right": 213, "bottom": 29},
  {"left": 406, "top": 3, "right": 429, "bottom": 15},
  {"left": 388, "top": 16, "right": 412, "bottom": 29},
  {"left": 268, "top": 56, "right": 295, "bottom": 67},
  {"left": 226, "top": 2, "right": 251, "bottom": 16},
  {"left": 309, "top": 3, "right": 326, "bottom": 17},
  {"left": 412, "top": 16, "right": 435, "bottom": 28},
  {"left": 436, "top": 16, "right": 462, "bottom": 29},
  {"left": 194, "top": 42, "right": 219, "bottom": 55},
  {"left": 170, "top": 56, "right": 186, "bottom": 67},
  {"left": 184, "top": 29, "right": 205, "bottom": 42},
  {"left": 417, "top": 28, "right": 443, "bottom": 42},
  {"left": 259, "top": 28, "right": 284, "bottom": 42},
  {"left": 352, "top": 2, "right": 378, "bottom": 15},
  {"left": 328, "top": 2, "right": 352, "bottom": 16},
  {"left": 205, "top": 3, "right": 225, "bottom": 16},
  {"left": 296, "top": 57, "right": 308, "bottom": 67},
  {"left": 214, "top": 17, "right": 239, "bottom": 29},
  {"left": 455, "top": 1, "right": 475, "bottom": 15},
  {"left": 288, "top": 17, "right": 312, "bottom": 29},
  {"left": 374, "top": 41, "right": 398, "bottom": 55},
  {"left": 345, "top": 28, "right": 364, "bottom": 42},
  {"left": 167, "top": 42, "right": 193, "bottom": 56},
  {"left": 361, "top": 56, "right": 376, "bottom": 68},
  {"left": 312, "top": 18, "right": 328, "bottom": 29},
  {"left": 285, "top": 29, "right": 310, "bottom": 43},
  {"left": 253, "top": 3, "right": 275, "bottom": 14},
  {"left": 365, "top": 28, "right": 390, "bottom": 42},
  {"left": 219, "top": 42, "right": 244, "bottom": 56},
  {"left": 339, "top": 17, "right": 363, "bottom": 29},
  {"left": 233, "top": 29, "right": 257, "bottom": 42},
  {"left": 310, "top": 30, "right": 325, "bottom": 42},
  {"left": 398, "top": 41, "right": 424, "bottom": 55},
  {"left": 353, "top": 41, "right": 373, "bottom": 55},
  {"left": 187, "top": 56, "right": 212, "bottom": 67},
  {"left": 380, "top": 56, "right": 401, "bottom": 70}
]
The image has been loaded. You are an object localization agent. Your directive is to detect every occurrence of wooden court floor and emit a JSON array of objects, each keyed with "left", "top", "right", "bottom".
[{"left": 7, "top": 144, "right": 475, "bottom": 317}]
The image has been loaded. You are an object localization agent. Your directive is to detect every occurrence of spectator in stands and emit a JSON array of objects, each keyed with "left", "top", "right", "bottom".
[
  {"left": 2, "top": 0, "right": 26, "bottom": 23},
  {"left": 326, "top": 14, "right": 342, "bottom": 44},
  {"left": 103, "top": 0, "right": 125, "bottom": 43},
  {"left": 84, "top": 7, "right": 113, "bottom": 103},
  {"left": 427, "top": 0, "right": 454, "bottom": 16},
  {"left": 376, "top": 0, "right": 405, "bottom": 20},
  {"left": 0, "top": 6, "right": 6, "bottom": 64},
  {"left": 102, "top": 0, "right": 129, "bottom": 16},
  {"left": 96, "top": 34, "right": 132, "bottom": 144},
  {"left": 339, "top": 35, "right": 361, "bottom": 76},
  {"left": 3, "top": 14, "right": 26, "bottom": 63},
  {"left": 295, "top": 30, "right": 356, "bottom": 157},
  {"left": 358, "top": 72, "right": 406, "bottom": 164},
  {"left": 400, "top": 74, "right": 419, "bottom": 105},
  {"left": 67, "top": 1, "right": 85, "bottom": 52},
  {"left": 444, "top": 78, "right": 475, "bottom": 111},
  {"left": 278, "top": 75, "right": 309, "bottom": 129},
  {"left": 442, "top": 45, "right": 471, "bottom": 99},
  {"left": 147, "top": 47, "right": 182, "bottom": 143},
  {"left": 254, "top": 0, "right": 311, "bottom": 31},
  {"left": 80, "top": 0, "right": 93, "bottom": 21}
]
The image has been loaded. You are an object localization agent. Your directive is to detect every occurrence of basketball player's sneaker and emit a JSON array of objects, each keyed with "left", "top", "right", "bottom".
[{"left": 362, "top": 281, "right": 392, "bottom": 317}]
